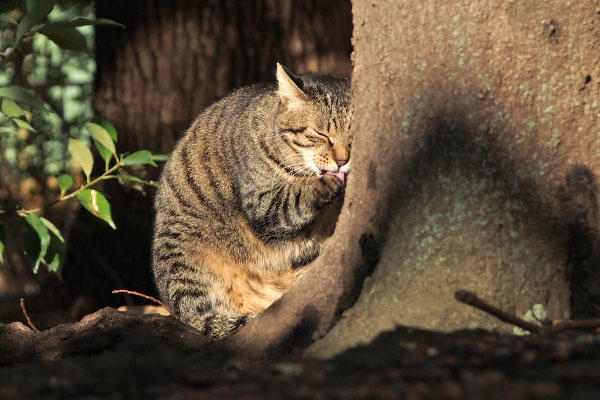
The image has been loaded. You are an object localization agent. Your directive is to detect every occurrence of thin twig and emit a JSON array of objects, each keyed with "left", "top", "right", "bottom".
[
  {"left": 12, "top": 161, "right": 123, "bottom": 216},
  {"left": 455, "top": 290, "right": 600, "bottom": 334},
  {"left": 455, "top": 290, "right": 543, "bottom": 333},
  {"left": 550, "top": 318, "right": 600, "bottom": 333},
  {"left": 111, "top": 289, "right": 168, "bottom": 309},
  {"left": 19, "top": 298, "right": 40, "bottom": 333}
]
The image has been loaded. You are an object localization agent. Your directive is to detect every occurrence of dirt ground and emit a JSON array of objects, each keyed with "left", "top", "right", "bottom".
[{"left": 1, "top": 306, "right": 599, "bottom": 399}]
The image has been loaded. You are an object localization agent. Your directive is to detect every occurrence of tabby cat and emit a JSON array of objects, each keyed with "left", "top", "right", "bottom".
[{"left": 152, "top": 63, "right": 352, "bottom": 339}]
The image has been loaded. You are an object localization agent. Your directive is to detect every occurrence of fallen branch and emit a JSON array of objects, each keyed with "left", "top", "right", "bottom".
[
  {"left": 551, "top": 318, "right": 600, "bottom": 333},
  {"left": 19, "top": 297, "right": 40, "bottom": 333},
  {"left": 455, "top": 290, "right": 543, "bottom": 333},
  {"left": 111, "top": 289, "right": 168, "bottom": 309},
  {"left": 455, "top": 290, "right": 600, "bottom": 334}
]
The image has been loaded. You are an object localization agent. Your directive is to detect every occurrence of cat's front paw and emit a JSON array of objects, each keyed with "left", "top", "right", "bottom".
[{"left": 314, "top": 174, "right": 344, "bottom": 209}]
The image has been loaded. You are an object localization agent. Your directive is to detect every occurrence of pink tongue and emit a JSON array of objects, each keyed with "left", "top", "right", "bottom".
[{"left": 326, "top": 170, "right": 346, "bottom": 182}]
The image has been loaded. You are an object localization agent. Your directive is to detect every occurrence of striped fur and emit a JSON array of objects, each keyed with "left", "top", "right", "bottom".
[{"left": 152, "top": 63, "right": 352, "bottom": 339}]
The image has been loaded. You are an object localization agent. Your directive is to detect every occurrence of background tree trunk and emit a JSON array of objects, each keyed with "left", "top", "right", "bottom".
[
  {"left": 93, "top": 0, "right": 353, "bottom": 155},
  {"left": 229, "top": 0, "right": 600, "bottom": 359},
  {"left": 63, "top": 0, "right": 353, "bottom": 310}
]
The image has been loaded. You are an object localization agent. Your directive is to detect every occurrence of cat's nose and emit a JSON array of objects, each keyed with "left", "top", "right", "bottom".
[{"left": 335, "top": 158, "right": 348, "bottom": 167}]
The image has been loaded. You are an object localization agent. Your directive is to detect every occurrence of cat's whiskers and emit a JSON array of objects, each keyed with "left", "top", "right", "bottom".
[
  {"left": 283, "top": 161, "right": 310, "bottom": 175},
  {"left": 287, "top": 166, "right": 311, "bottom": 177}
]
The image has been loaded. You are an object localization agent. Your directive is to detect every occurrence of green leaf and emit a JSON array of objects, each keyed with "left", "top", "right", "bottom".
[
  {"left": 68, "top": 138, "right": 93, "bottom": 181},
  {"left": 0, "top": 222, "right": 5, "bottom": 263},
  {"left": 0, "top": 86, "right": 45, "bottom": 110},
  {"left": 0, "top": 13, "right": 17, "bottom": 26},
  {"left": 0, "top": 126, "right": 16, "bottom": 134},
  {"left": 1, "top": 99, "right": 25, "bottom": 117},
  {"left": 85, "top": 122, "right": 116, "bottom": 157},
  {"left": 38, "top": 17, "right": 125, "bottom": 32},
  {"left": 12, "top": 117, "right": 36, "bottom": 132},
  {"left": 95, "top": 118, "right": 117, "bottom": 142},
  {"left": 23, "top": 224, "right": 40, "bottom": 270},
  {"left": 117, "top": 174, "right": 158, "bottom": 188},
  {"left": 151, "top": 154, "right": 170, "bottom": 162},
  {"left": 122, "top": 150, "right": 157, "bottom": 167},
  {"left": 24, "top": 213, "right": 50, "bottom": 273},
  {"left": 40, "top": 217, "right": 64, "bottom": 243},
  {"left": 40, "top": 27, "right": 90, "bottom": 53},
  {"left": 48, "top": 253, "right": 60, "bottom": 272},
  {"left": 76, "top": 189, "right": 116, "bottom": 229},
  {"left": 16, "top": 0, "right": 56, "bottom": 44},
  {"left": 55, "top": 174, "right": 73, "bottom": 195},
  {"left": 93, "top": 140, "right": 112, "bottom": 166},
  {"left": 94, "top": 120, "right": 118, "bottom": 165}
]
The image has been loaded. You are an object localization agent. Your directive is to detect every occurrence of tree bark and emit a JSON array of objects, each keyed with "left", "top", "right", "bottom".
[{"left": 227, "top": 0, "right": 600, "bottom": 359}]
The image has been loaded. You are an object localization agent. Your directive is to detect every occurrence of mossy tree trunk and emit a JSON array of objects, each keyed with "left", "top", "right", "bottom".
[{"left": 228, "top": 0, "right": 600, "bottom": 359}]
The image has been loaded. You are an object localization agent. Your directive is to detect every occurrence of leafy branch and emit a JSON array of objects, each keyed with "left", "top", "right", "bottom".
[
  {"left": 15, "top": 157, "right": 121, "bottom": 217},
  {"left": 0, "top": 1, "right": 163, "bottom": 274},
  {"left": 0, "top": 119, "right": 168, "bottom": 273}
]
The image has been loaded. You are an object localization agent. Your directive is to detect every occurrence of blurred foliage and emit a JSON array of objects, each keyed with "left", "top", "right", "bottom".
[
  {"left": 0, "top": 1, "right": 95, "bottom": 186},
  {"left": 0, "top": 0, "right": 166, "bottom": 275}
]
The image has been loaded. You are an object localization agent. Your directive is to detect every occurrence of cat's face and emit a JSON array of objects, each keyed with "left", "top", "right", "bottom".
[{"left": 275, "top": 64, "right": 353, "bottom": 181}]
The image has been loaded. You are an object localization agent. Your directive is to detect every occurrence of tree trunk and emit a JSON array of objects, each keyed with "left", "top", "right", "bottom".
[
  {"left": 63, "top": 1, "right": 352, "bottom": 310},
  {"left": 228, "top": 0, "right": 600, "bottom": 359}
]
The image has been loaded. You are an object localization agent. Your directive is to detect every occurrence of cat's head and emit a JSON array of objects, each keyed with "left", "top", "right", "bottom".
[{"left": 275, "top": 63, "right": 353, "bottom": 182}]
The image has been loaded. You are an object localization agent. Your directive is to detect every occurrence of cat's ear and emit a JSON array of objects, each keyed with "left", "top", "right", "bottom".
[{"left": 276, "top": 63, "right": 309, "bottom": 109}]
